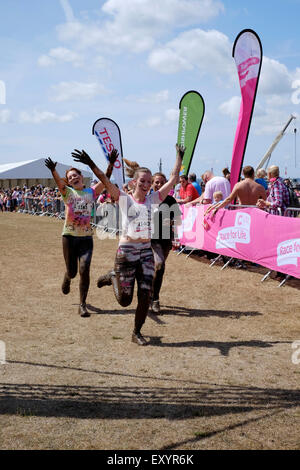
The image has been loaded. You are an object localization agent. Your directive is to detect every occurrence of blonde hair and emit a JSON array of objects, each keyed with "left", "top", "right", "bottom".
[
  {"left": 256, "top": 168, "right": 267, "bottom": 178},
  {"left": 268, "top": 165, "right": 279, "bottom": 178},
  {"left": 123, "top": 158, "right": 140, "bottom": 178},
  {"left": 133, "top": 167, "right": 152, "bottom": 179},
  {"left": 213, "top": 190, "right": 223, "bottom": 199}
]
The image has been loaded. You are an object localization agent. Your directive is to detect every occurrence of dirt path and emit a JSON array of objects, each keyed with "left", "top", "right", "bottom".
[{"left": 0, "top": 212, "right": 299, "bottom": 450}]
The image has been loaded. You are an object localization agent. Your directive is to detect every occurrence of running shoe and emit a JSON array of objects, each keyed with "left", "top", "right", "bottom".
[
  {"left": 131, "top": 332, "right": 148, "bottom": 346},
  {"left": 97, "top": 271, "right": 114, "bottom": 288},
  {"left": 78, "top": 303, "right": 90, "bottom": 317},
  {"left": 61, "top": 274, "right": 71, "bottom": 295},
  {"left": 151, "top": 300, "right": 161, "bottom": 314}
]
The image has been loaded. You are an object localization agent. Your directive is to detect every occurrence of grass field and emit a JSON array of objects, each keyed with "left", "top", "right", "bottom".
[{"left": 0, "top": 212, "right": 299, "bottom": 450}]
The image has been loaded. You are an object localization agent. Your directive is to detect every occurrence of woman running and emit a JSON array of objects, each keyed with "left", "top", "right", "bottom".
[
  {"left": 71, "top": 144, "right": 185, "bottom": 344},
  {"left": 150, "top": 173, "right": 182, "bottom": 314},
  {"left": 45, "top": 150, "right": 117, "bottom": 317}
]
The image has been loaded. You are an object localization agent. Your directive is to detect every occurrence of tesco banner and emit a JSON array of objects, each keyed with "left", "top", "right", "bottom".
[
  {"left": 178, "top": 205, "right": 300, "bottom": 279},
  {"left": 92, "top": 118, "right": 125, "bottom": 189}
]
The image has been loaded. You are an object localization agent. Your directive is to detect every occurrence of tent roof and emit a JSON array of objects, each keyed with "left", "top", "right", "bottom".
[
  {"left": 0, "top": 158, "right": 92, "bottom": 179},
  {"left": 0, "top": 159, "right": 36, "bottom": 174}
]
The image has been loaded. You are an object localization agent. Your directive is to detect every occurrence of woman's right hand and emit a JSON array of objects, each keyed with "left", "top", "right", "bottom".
[
  {"left": 45, "top": 157, "right": 57, "bottom": 172},
  {"left": 72, "top": 149, "right": 94, "bottom": 167}
]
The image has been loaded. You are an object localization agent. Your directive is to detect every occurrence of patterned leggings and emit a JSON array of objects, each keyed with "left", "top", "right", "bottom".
[{"left": 111, "top": 243, "right": 154, "bottom": 334}]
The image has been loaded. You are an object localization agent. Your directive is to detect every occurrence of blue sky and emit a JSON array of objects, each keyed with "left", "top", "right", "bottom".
[{"left": 1, "top": 0, "right": 300, "bottom": 180}]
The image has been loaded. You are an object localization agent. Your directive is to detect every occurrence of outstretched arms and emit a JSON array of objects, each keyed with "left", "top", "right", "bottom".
[
  {"left": 71, "top": 149, "right": 120, "bottom": 201},
  {"left": 90, "top": 149, "right": 119, "bottom": 196},
  {"left": 158, "top": 144, "right": 185, "bottom": 202},
  {"left": 44, "top": 157, "right": 67, "bottom": 196}
]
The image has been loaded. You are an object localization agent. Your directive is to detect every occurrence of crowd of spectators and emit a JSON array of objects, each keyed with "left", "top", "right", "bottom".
[
  {"left": 1, "top": 166, "right": 300, "bottom": 221},
  {"left": 2, "top": 166, "right": 300, "bottom": 286},
  {"left": 0, "top": 185, "right": 64, "bottom": 216}
]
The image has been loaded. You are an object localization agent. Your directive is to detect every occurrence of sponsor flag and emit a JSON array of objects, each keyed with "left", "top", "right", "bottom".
[
  {"left": 177, "top": 91, "right": 205, "bottom": 176},
  {"left": 92, "top": 118, "right": 125, "bottom": 189},
  {"left": 230, "top": 29, "right": 262, "bottom": 190}
]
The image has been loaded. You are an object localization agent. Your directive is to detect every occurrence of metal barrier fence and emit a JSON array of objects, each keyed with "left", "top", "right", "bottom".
[
  {"left": 19, "top": 198, "right": 122, "bottom": 233},
  {"left": 14, "top": 197, "right": 300, "bottom": 286},
  {"left": 19, "top": 198, "right": 300, "bottom": 232},
  {"left": 92, "top": 202, "right": 121, "bottom": 235},
  {"left": 228, "top": 204, "right": 282, "bottom": 215},
  {"left": 284, "top": 207, "right": 300, "bottom": 217},
  {"left": 20, "top": 196, "right": 65, "bottom": 219}
]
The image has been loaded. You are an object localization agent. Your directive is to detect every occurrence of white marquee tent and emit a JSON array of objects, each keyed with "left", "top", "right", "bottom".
[{"left": 0, "top": 158, "right": 92, "bottom": 189}]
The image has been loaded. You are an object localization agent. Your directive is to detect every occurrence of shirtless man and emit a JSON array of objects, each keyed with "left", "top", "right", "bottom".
[{"left": 205, "top": 165, "right": 267, "bottom": 215}]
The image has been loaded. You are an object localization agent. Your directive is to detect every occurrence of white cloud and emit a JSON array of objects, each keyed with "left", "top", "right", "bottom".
[
  {"left": 251, "top": 108, "right": 296, "bottom": 136},
  {"left": 219, "top": 96, "right": 241, "bottom": 119},
  {"left": 102, "top": 0, "right": 224, "bottom": 28},
  {"left": 138, "top": 108, "right": 179, "bottom": 128},
  {"left": 148, "top": 47, "right": 192, "bottom": 74},
  {"left": 38, "top": 55, "right": 55, "bottom": 67},
  {"left": 165, "top": 108, "right": 179, "bottom": 121},
  {"left": 133, "top": 90, "right": 170, "bottom": 103},
  {"left": 93, "top": 55, "right": 108, "bottom": 69},
  {"left": 0, "top": 109, "right": 11, "bottom": 123},
  {"left": 265, "top": 94, "right": 293, "bottom": 107},
  {"left": 51, "top": 81, "right": 109, "bottom": 102},
  {"left": 259, "top": 56, "right": 292, "bottom": 95},
  {"left": 291, "top": 78, "right": 300, "bottom": 105},
  {"left": 219, "top": 94, "right": 296, "bottom": 138},
  {"left": 57, "top": 21, "right": 107, "bottom": 50},
  {"left": 57, "top": 0, "right": 224, "bottom": 53},
  {"left": 0, "top": 80, "right": 6, "bottom": 105},
  {"left": 148, "top": 29, "right": 233, "bottom": 76},
  {"left": 139, "top": 117, "right": 162, "bottom": 128},
  {"left": 38, "top": 47, "right": 83, "bottom": 67},
  {"left": 60, "top": 0, "right": 76, "bottom": 23},
  {"left": 19, "top": 110, "right": 77, "bottom": 124},
  {"left": 57, "top": 19, "right": 154, "bottom": 53}
]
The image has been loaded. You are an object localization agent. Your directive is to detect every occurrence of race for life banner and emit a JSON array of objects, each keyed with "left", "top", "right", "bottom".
[
  {"left": 230, "top": 29, "right": 262, "bottom": 190},
  {"left": 177, "top": 91, "right": 205, "bottom": 176},
  {"left": 178, "top": 205, "right": 300, "bottom": 279},
  {"left": 92, "top": 118, "right": 125, "bottom": 189}
]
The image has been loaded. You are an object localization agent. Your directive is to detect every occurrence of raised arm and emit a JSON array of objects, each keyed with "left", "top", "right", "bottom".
[
  {"left": 45, "top": 158, "right": 67, "bottom": 196},
  {"left": 92, "top": 149, "right": 119, "bottom": 196},
  {"left": 71, "top": 149, "right": 120, "bottom": 202},
  {"left": 158, "top": 144, "right": 185, "bottom": 202}
]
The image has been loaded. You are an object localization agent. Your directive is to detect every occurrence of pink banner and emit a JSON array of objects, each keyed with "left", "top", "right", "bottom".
[
  {"left": 178, "top": 205, "right": 300, "bottom": 279},
  {"left": 230, "top": 29, "right": 262, "bottom": 191}
]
